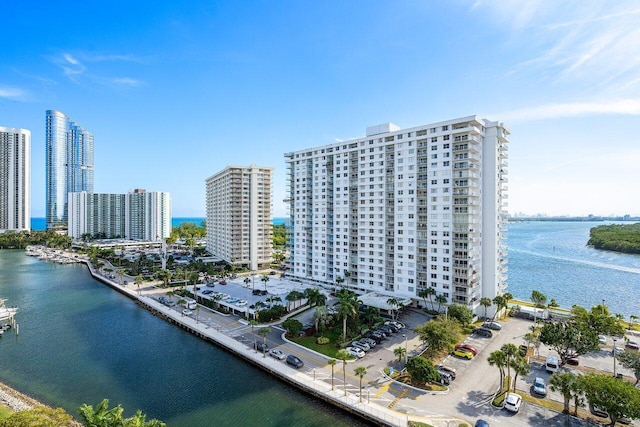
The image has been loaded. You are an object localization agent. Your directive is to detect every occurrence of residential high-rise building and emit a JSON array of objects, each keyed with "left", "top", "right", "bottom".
[
  {"left": 206, "top": 165, "right": 273, "bottom": 271},
  {"left": 285, "top": 116, "right": 509, "bottom": 315},
  {"left": 0, "top": 126, "right": 30, "bottom": 232},
  {"left": 46, "top": 110, "right": 94, "bottom": 231},
  {"left": 68, "top": 189, "right": 171, "bottom": 241}
]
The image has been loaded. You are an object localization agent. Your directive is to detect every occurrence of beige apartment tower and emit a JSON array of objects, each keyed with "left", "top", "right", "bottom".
[{"left": 205, "top": 165, "right": 273, "bottom": 271}]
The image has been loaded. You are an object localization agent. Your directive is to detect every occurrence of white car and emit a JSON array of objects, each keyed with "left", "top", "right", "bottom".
[
  {"left": 269, "top": 348, "right": 286, "bottom": 360},
  {"left": 345, "top": 347, "right": 365, "bottom": 358},
  {"left": 598, "top": 335, "right": 607, "bottom": 345},
  {"left": 504, "top": 393, "right": 522, "bottom": 413},
  {"left": 182, "top": 309, "right": 193, "bottom": 316},
  {"left": 351, "top": 341, "right": 370, "bottom": 352},
  {"left": 235, "top": 300, "right": 247, "bottom": 306}
]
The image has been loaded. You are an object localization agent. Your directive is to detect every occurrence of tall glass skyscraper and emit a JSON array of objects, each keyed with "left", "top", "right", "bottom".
[{"left": 46, "top": 110, "right": 94, "bottom": 231}]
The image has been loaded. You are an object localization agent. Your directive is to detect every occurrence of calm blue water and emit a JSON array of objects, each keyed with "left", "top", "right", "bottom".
[
  {"left": 507, "top": 221, "right": 640, "bottom": 318},
  {"left": 30, "top": 217, "right": 288, "bottom": 230},
  {"left": 0, "top": 251, "right": 364, "bottom": 426}
]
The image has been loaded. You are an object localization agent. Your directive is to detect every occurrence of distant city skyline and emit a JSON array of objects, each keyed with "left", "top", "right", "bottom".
[{"left": 2, "top": 1, "right": 640, "bottom": 218}]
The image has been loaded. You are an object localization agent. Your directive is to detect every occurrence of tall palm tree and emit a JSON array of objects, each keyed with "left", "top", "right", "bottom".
[
  {"left": 418, "top": 287, "right": 436, "bottom": 310},
  {"left": 334, "top": 289, "right": 362, "bottom": 343},
  {"left": 394, "top": 346, "right": 406, "bottom": 363},
  {"left": 313, "top": 306, "right": 328, "bottom": 336},
  {"left": 258, "top": 327, "right": 271, "bottom": 358},
  {"left": 363, "top": 306, "right": 380, "bottom": 327},
  {"left": 244, "top": 277, "right": 251, "bottom": 290},
  {"left": 492, "top": 295, "right": 507, "bottom": 320},
  {"left": 511, "top": 357, "right": 530, "bottom": 392},
  {"left": 354, "top": 366, "right": 367, "bottom": 402},
  {"left": 435, "top": 295, "right": 447, "bottom": 314},
  {"left": 530, "top": 290, "right": 547, "bottom": 323},
  {"left": 630, "top": 314, "right": 639, "bottom": 330},
  {"left": 261, "top": 275, "right": 270, "bottom": 292},
  {"left": 487, "top": 350, "right": 507, "bottom": 387},
  {"left": 249, "top": 320, "right": 258, "bottom": 352},
  {"left": 479, "top": 297, "right": 492, "bottom": 320},
  {"left": 285, "top": 292, "right": 297, "bottom": 312},
  {"left": 501, "top": 343, "right": 519, "bottom": 381},
  {"left": 335, "top": 275, "right": 344, "bottom": 290},
  {"left": 134, "top": 274, "right": 144, "bottom": 295},
  {"left": 387, "top": 297, "right": 400, "bottom": 321},
  {"left": 336, "top": 349, "right": 350, "bottom": 396},
  {"left": 327, "top": 358, "right": 337, "bottom": 390},
  {"left": 549, "top": 372, "right": 577, "bottom": 414}
]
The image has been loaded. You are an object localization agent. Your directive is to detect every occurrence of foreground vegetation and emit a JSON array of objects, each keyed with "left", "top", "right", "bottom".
[{"left": 588, "top": 222, "right": 640, "bottom": 254}]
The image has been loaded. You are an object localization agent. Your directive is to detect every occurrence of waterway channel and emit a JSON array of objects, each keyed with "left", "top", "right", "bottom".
[{"left": 0, "top": 250, "right": 368, "bottom": 426}]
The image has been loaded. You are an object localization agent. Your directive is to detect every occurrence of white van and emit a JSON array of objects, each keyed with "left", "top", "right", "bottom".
[
  {"left": 185, "top": 300, "right": 197, "bottom": 310},
  {"left": 545, "top": 356, "right": 558, "bottom": 373}
]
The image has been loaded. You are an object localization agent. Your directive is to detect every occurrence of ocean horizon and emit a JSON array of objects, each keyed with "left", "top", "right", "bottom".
[{"left": 29, "top": 217, "right": 289, "bottom": 231}]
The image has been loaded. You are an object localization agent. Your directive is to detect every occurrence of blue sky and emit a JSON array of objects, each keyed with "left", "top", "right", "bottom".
[{"left": 2, "top": 1, "right": 639, "bottom": 217}]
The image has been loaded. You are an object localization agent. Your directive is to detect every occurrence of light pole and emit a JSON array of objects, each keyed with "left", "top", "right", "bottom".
[
  {"left": 313, "top": 368, "right": 316, "bottom": 381},
  {"left": 613, "top": 338, "right": 618, "bottom": 377},
  {"left": 402, "top": 333, "right": 408, "bottom": 362},
  {"left": 602, "top": 299, "right": 606, "bottom": 315}
]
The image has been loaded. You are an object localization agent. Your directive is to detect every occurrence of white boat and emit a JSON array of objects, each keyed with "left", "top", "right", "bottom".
[{"left": 0, "top": 299, "right": 18, "bottom": 322}]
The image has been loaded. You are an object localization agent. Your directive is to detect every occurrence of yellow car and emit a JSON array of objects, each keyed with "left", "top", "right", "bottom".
[{"left": 452, "top": 348, "right": 474, "bottom": 359}]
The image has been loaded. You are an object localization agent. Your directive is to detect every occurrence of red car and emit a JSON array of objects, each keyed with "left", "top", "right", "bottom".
[{"left": 455, "top": 343, "right": 478, "bottom": 355}]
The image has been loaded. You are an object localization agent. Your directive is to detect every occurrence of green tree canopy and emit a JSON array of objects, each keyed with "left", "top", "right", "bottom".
[
  {"left": 447, "top": 303, "right": 474, "bottom": 327},
  {"left": 580, "top": 373, "right": 640, "bottom": 426},
  {"left": 282, "top": 318, "right": 303, "bottom": 336},
  {"left": 405, "top": 356, "right": 440, "bottom": 384},
  {"left": 0, "top": 406, "right": 75, "bottom": 427},
  {"left": 539, "top": 320, "right": 600, "bottom": 365},
  {"left": 617, "top": 349, "right": 640, "bottom": 385},
  {"left": 414, "top": 317, "right": 460, "bottom": 357}
]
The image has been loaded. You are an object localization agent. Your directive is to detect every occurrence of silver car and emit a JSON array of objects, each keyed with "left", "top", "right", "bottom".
[{"left": 352, "top": 341, "right": 370, "bottom": 352}]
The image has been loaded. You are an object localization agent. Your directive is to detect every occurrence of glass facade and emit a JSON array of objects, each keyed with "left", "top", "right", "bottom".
[{"left": 46, "top": 110, "right": 94, "bottom": 231}]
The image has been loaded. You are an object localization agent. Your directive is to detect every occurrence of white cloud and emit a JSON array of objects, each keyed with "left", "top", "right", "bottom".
[
  {"left": 111, "top": 77, "right": 142, "bottom": 87},
  {"left": 496, "top": 99, "right": 640, "bottom": 122},
  {"left": 0, "top": 86, "right": 28, "bottom": 101},
  {"left": 49, "top": 51, "right": 144, "bottom": 88}
]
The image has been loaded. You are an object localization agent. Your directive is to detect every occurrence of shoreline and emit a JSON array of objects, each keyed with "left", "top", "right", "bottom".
[{"left": 0, "top": 380, "right": 41, "bottom": 412}]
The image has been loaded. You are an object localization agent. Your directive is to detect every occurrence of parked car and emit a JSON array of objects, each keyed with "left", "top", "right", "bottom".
[
  {"left": 378, "top": 325, "right": 394, "bottom": 335},
  {"left": 475, "top": 420, "right": 489, "bottom": 427},
  {"left": 435, "top": 364, "right": 457, "bottom": 379},
  {"left": 452, "top": 348, "right": 474, "bottom": 359},
  {"left": 166, "top": 301, "right": 176, "bottom": 307},
  {"left": 436, "top": 368, "right": 455, "bottom": 382},
  {"left": 566, "top": 357, "right": 580, "bottom": 366},
  {"left": 473, "top": 327, "right": 493, "bottom": 338},
  {"left": 260, "top": 290, "right": 268, "bottom": 296},
  {"left": 438, "top": 371, "right": 452, "bottom": 385},
  {"left": 383, "top": 323, "right": 400, "bottom": 333},
  {"left": 158, "top": 296, "right": 167, "bottom": 303},
  {"left": 373, "top": 329, "right": 388, "bottom": 338},
  {"left": 598, "top": 334, "right": 607, "bottom": 345},
  {"left": 269, "top": 348, "right": 286, "bottom": 360},
  {"left": 351, "top": 341, "right": 370, "bottom": 352},
  {"left": 532, "top": 377, "right": 547, "bottom": 396},
  {"left": 182, "top": 309, "right": 193, "bottom": 316},
  {"left": 361, "top": 337, "right": 377, "bottom": 348},
  {"left": 590, "top": 404, "right": 609, "bottom": 418},
  {"left": 385, "top": 321, "right": 404, "bottom": 330},
  {"left": 483, "top": 321, "right": 502, "bottom": 330},
  {"left": 201, "top": 289, "right": 214, "bottom": 295},
  {"left": 255, "top": 341, "right": 269, "bottom": 353},
  {"left": 518, "top": 345, "right": 528, "bottom": 357},
  {"left": 252, "top": 289, "right": 262, "bottom": 295},
  {"left": 219, "top": 280, "right": 227, "bottom": 285},
  {"left": 346, "top": 347, "right": 365, "bottom": 359},
  {"left": 286, "top": 354, "right": 304, "bottom": 369},
  {"left": 365, "top": 332, "right": 384, "bottom": 343},
  {"left": 504, "top": 393, "right": 522, "bottom": 413},
  {"left": 455, "top": 343, "right": 478, "bottom": 355},
  {"left": 626, "top": 340, "right": 640, "bottom": 350},
  {"left": 235, "top": 300, "right": 247, "bottom": 306}
]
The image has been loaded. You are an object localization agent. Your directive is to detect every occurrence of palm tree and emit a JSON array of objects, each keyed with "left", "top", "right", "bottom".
[
  {"left": 488, "top": 350, "right": 507, "bottom": 386},
  {"left": 479, "top": 297, "right": 492, "bottom": 320},
  {"left": 492, "top": 295, "right": 507, "bottom": 320},
  {"left": 418, "top": 287, "right": 436, "bottom": 310},
  {"left": 327, "top": 358, "right": 337, "bottom": 390},
  {"left": 354, "top": 366, "right": 367, "bottom": 402},
  {"left": 631, "top": 314, "right": 639, "bottom": 330},
  {"left": 285, "top": 292, "right": 297, "bottom": 312},
  {"left": 501, "top": 343, "right": 519, "bottom": 382},
  {"left": 435, "top": 295, "right": 447, "bottom": 314},
  {"left": 261, "top": 275, "right": 270, "bottom": 292},
  {"left": 363, "top": 306, "right": 379, "bottom": 327},
  {"left": 134, "top": 274, "right": 144, "bottom": 295},
  {"left": 313, "top": 306, "right": 328, "bottom": 336},
  {"left": 549, "top": 372, "right": 577, "bottom": 414},
  {"left": 334, "top": 289, "right": 362, "bottom": 343},
  {"left": 249, "top": 320, "right": 258, "bottom": 352},
  {"left": 78, "top": 399, "right": 124, "bottom": 427},
  {"left": 335, "top": 276, "right": 344, "bottom": 290},
  {"left": 244, "top": 277, "right": 251, "bottom": 290},
  {"left": 118, "top": 269, "right": 126, "bottom": 285},
  {"left": 336, "top": 349, "right": 350, "bottom": 396},
  {"left": 511, "top": 357, "right": 530, "bottom": 392},
  {"left": 503, "top": 292, "right": 513, "bottom": 302},
  {"left": 530, "top": 290, "right": 547, "bottom": 323},
  {"left": 387, "top": 297, "right": 400, "bottom": 321},
  {"left": 394, "top": 346, "right": 406, "bottom": 362},
  {"left": 258, "top": 327, "right": 270, "bottom": 358}
]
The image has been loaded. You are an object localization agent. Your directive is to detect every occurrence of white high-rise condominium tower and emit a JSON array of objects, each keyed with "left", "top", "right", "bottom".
[
  {"left": 285, "top": 116, "right": 509, "bottom": 314},
  {"left": 0, "top": 126, "right": 31, "bottom": 232},
  {"left": 206, "top": 165, "right": 273, "bottom": 271},
  {"left": 68, "top": 189, "right": 171, "bottom": 241}
]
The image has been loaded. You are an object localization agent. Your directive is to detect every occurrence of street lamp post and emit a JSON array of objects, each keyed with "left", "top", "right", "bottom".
[
  {"left": 613, "top": 338, "right": 618, "bottom": 377},
  {"left": 602, "top": 299, "right": 606, "bottom": 315},
  {"left": 402, "top": 333, "right": 408, "bottom": 362}
]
